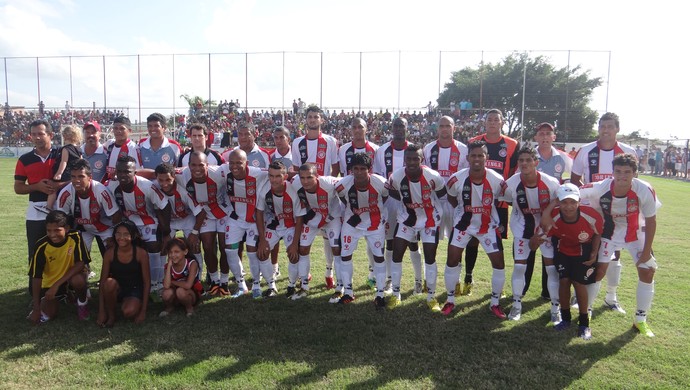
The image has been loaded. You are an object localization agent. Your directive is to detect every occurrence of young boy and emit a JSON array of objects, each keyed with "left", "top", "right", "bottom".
[
  {"left": 547, "top": 183, "right": 603, "bottom": 340},
  {"left": 28, "top": 210, "right": 91, "bottom": 324}
]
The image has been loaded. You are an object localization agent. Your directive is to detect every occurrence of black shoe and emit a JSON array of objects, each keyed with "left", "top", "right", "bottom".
[
  {"left": 374, "top": 296, "right": 385, "bottom": 310},
  {"left": 286, "top": 286, "right": 296, "bottom": 298},
  {"left": 263, "top": 288, "right": 278, "bottom": 298}
]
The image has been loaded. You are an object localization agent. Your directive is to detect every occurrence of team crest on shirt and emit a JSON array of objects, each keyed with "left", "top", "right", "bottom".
[
  {"left": 483, "top": 197, "right": 492, "bottom": 206},
  {"left": 555, "top": 164, "right": 563, "bottom": 173},
  {"left": 95, "top": 160, "right": 104, "bottom": 169},
  {"left": 90, "top": 205, "right": 99, "bottom": 214},
  {"left": 252, "top": 160, "right": 260, "bottom": 167},
  {"left": 247, "top": 188, "right": 255, "bottom": 196},
  {"left": 319, "top": 203, "right": 328, "bottom": 209},
  {"left": 317, "top": 151, "right": 326, "bottom": 159},
  {"left": 285, "top": 206, "right": 292, "bottom": 213},
  {"left": 162, "top": 154, "right": 170, "bottom": 162},
  {"left": 590, "top": 159, "right": 597, "bottom": 165},
  {"left": 578, "top": 231, "right": 590, "bottom": 242},
  {"left": 422, "top": 192, "right": 430, "bottom": 200},
  {"left": 450, "top": 158, "right": 458, "bottom": 166},
  {"left": 499, "top": 149, "right": 507, "bottom": 158}
]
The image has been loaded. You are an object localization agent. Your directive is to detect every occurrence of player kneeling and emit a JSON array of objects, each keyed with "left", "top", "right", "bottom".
[{"left": 160, "top": 238, "right": 203, "bottom": 317}]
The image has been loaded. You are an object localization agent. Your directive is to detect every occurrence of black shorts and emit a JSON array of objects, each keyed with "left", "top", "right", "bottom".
[
  {"left": 554, "top": 250, "right": 596, "bottom": 285},
  {"left": 117, "top": 284, "right": 144, "bottom": 302},
  {"left": 40, "top": 283, "right": 68, "bottom": 300}
]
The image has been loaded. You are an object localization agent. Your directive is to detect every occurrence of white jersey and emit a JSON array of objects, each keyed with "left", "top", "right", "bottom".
[
  {"left": 580, "top": 178, "right": 661, "bottom": 243},
  {"left": 56, "top": 180, "right": 119, "bottom": 233},
  {"left": 423, "top": 139, "right": 469, "bottom": 182},
  {"left": 106, "top": 176, "right": 167, "bottom": 226},
  {"left": 501, "top": 171, "right": 560, "bottom": 238},
  {"left": 446, "top": 168, "right": 505, "bottom": 234},
  {"left": 387, "top": 166, "right": 445, "bottom": 229},
  {"left": 536, "top": 146, "right": 572, "bottom": 183},
  {"left": 104, "top": 139, "right": 141, "bottom": 180},
  {"left": 176, "top": 165, "right": 229, "bottom": 220},
  {"left": 338, "top": 141, "right": 379, "bottom": 175},
  {"left": 222, "top": 165, "right": 269, "bottom": 223},
  {"left": 270, "top": 148, "right": 294, "bottom": 169},
  {"left": 335, "top": 174, "right": 388, "bottom": 231},
  {"left": 291, "top": 133, "right": 339, "bottom": 176},
  {"left": 572, "top": 141, "right": 636, "bottom": 183},
  {"left": 257, "top": 183, "right": 306, "bottom": 230},
  {"left": 153, "top": 182, "right": 203, "bottom": 222},
  {"left": 291, "top": 176, "right": 342, "bottom": 228},
  {"left": 374, "top": 141, "right": 408, "bottom": 179},
  {"left": 222, "top": 144, "right": 271, "bottom": 169}
]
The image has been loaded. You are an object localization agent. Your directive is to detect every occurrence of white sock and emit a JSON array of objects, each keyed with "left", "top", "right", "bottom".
[
  {"left": 391, "top": 261, "right": 403, "bottom": 298},
  {"left": 425, "top": 262, "right": 437, "bottom": 299},
  {"left": 374, "top": 262, "right": 386, "bottom": 297},
  {"left": 545, "top": 265, "right": 560, "bottom": 308},
  {"left": 635, "top": 280, "right": 655, "bottom": 323},
  {"left": 341, "top": 260, "right": 354, "bottom": 296},
  {"left": 444, "top": 265, "right": 460, "bottom": 304},
  {"left": 248, "top": 251, "right": 261, "bottom": 290},
  {"left": 587, "top": 281, "right": 602, "bottom": 310},
  {"left": 211, "top": 271, "right": 221, "bottom": 284},
  {"left": 366, "top": 247, "right": 375, "bottom": 279},
  {"left": 410, "top": 249, "right": 423, "bottom": 281},
  {"left": 511, "top": 263, "right": 527, "bottom": 307},
  {"left": 491, "top": 268, "right": 505, "bottom": 306},
  {"left": 225, "top": 248, "right": 247, "bottom": 290},
  {"left": 385, "top": 249, "right": 393, "bottom": 280},
  {"left": 148, "top": 252, "right": 162, "bottom": 285},
  {"left": 298, "top": 254, "right": 311, "bottom": 291},
  {"left": 287, "top": 262, "right": 299, "bottom": 287},
  {"left": 605, "top": 261, "right": 622, "bottom": 303},
  {"left": 219, "top": 272, "right": 228, "bottom": 284},
  {"left": 323, "top": 238, "right": 333, "bottom": 277},
  {"left": 259, "top": 258, "right": 275, "bottom": 290}
]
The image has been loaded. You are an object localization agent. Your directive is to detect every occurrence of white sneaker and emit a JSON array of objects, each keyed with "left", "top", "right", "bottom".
[
  {"left": 508, "top": 306, "right": 522, "bottom": 321},
  {"left": 551, "top": 310, "right": 562, "bottom": 325}
]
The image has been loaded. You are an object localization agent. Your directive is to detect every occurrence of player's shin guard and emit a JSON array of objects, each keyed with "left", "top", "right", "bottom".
[
  {"left": 545, "top": 264, "right": 561, "bottom": 310},
  {"left": 323, "top": 238, "right": 333, "bottom": 278},
  {"left": 444, "top": 264, "right": 460, "bottom": 304},
  {"left": 511, "top": 263, "right": 527, "bottom": 310},
  {"left": 247, "top": 251, "right": 261, "bottom": 290},
  {"left": 587, "top": 281, "right": 602, "bottom": 310},
  {"left": 225, "top": 248, "right": 247, "bottom": 291},
  {"left": 298, "top": 254, "right": 311, "bottom": 291},
  {"left": 385, "top": 249, "right": 393, "bottom": 281},
  {"left": 366, "top": 247, "right": 375, "bottom": 279},
  {"left": 605, "top": 260, "right": 622, "bottom": 303},
  {"left": 411, "top": 249, "right": 423, "bottom": 283},
  {"left": 334, "top": 255, "right": 343, "bottom": 293},
  {"left": 425, "top": 262, "right": 437, "bottom": 299},
  {"left": 391, "top": 261, "right": 403, "bottom": 298},
  {"left": 374, "top": 262, "right": 386, "bottom": 297},
  {"left": 259, "top": 257, "right": 275, "bottom": 290},
  {"left": 491, "top": 268, "right": 506, "bottom": 306},
  {"left": 635, "top": 280, "right": 655, "bottom": 323},
  {"left": 194, "top": 253, "right": 204, "bottom": 280},
  {"left": 287, "top": 261, "right": 298, "bottom": 287},
  {"left": 341, "top": 259, "right": 354, "bottom": 296}
]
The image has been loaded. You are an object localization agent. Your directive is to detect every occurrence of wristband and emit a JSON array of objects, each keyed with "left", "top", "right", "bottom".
[{"left": 191, "top": 229, "right": 199, "bottom": 235}]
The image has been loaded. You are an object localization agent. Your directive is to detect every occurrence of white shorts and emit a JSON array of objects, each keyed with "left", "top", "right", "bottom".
[
  {"left": 513, "top": 237, "right": 554, "bottom": 261},
  {"left": 300, "top": 219, "right": 341, "bottom": 248},
  {"left": 599, "top": 238, "right": 658, "bottom": 269},
  {"left": 341, "top": 223, "right": 385, "bottom": 257},
  {"left": 225, "top": 218, "right": 259, "bottom": 247},
  {"left": 395, "top": 223, "right": 439, "bottom": 244},
  {"left": 450, "top": 227, "right": 501, "bottom": 254},
  {"left": 170, "top": 215, "right": 196, "bottom": 237},
  {"left": 136, "top": 224, "right": 157, "bottom": 243},
  {"left": 200, "top": 216, "right": 227, "bottom": 234},
  {"left": 264, "top": 227, "right": 296, "bottom": 249},
  {"left": 439, "top": 200, "right": 456, "bottom": 240},
  {"left": 82, "top": 228, "right": 113, "bottom": 252}
]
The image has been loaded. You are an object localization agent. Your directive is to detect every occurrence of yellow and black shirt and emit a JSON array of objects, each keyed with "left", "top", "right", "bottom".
[{"left": 29, "top": 231, "right": 91, "bottom": 288}]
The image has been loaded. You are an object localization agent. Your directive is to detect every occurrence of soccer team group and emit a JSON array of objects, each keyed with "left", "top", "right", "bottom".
[{"left": 15, "top": 106, "right": 660, "bottom": 339}]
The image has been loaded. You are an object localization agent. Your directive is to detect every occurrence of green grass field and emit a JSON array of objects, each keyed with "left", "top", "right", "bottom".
[{"left": 1, "top": 157, "right": 689, "bottom": 389}]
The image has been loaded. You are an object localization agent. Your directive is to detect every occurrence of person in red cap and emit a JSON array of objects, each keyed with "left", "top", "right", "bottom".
[{"left": 39, "top": 125, "right": 83, "bottom": 213}]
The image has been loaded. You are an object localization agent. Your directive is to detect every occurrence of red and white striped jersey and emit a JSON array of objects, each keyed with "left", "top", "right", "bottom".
[
  {"left": 104, "top": 139, "right": 141, "bottom": 180},
  {"left": 335, "top": 174, "right": 388, "bottom": 231},
  {"left": 373, "top": 141, "right": 408, "bottom": 179},
  {"left": 501, "top": 171, "right": 560, "bottom": 239},
  {"left": 338, "top": 141, "right": 379, "bottom": 175},
  {"left": 257, "top": 183, "right": 306, "bottom": 230},
  {"left": 57, "top": 180, "right": 119, "bottom": 233},
  {"left": 580, "top": 178, "right": 661, "bottom": 243},
  {"left": 423, "top": 139, "right": 469, "bottom": 182},
  {"left": 572, "top": 141, "right": 636, "bottom": 183},
  {"left": 221, "top": 165, "right": 268, "bottom": 223},
  {"left": 291, "top": 176, "right": 342, "bottom": 228},
  {"left": 153, "top": 182, "right": 203, "bottom": 221},
  {"left": 387, "top": 166, "right": 445, "bottom": 229},
  {"left": 107, "top": 176, "right": 167, "bottom": 226},
  {"left": 176, "top": 165, "right": 228, "bottom": 220},
  {"left": 446, "top": 168, "right": 505, "bottom": 234}
]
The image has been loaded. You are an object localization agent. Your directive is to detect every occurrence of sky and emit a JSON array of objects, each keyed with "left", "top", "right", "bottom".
[{"left": 0, "top": 0, "right": 687, "bottom": 140}]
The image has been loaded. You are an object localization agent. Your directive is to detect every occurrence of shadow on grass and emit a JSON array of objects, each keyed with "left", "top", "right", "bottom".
[{"left": 0, "top": 276, "right": 635, "bottom": 388}]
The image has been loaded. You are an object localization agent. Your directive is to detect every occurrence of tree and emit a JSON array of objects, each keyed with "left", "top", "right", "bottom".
[
  {"left": 438, "top": 53, "right": 602, "bottom": 142},
  {"left": 179, "top": 94, "right": 217, "bottom": 117}
]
